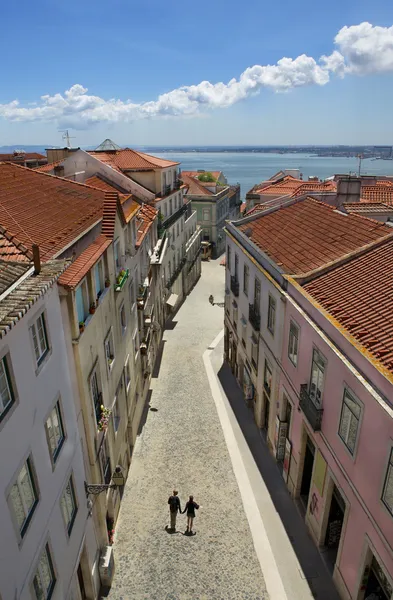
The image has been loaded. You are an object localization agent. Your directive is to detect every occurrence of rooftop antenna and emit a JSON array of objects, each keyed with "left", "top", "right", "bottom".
[
  {"left": 357, "top": 154, "right": 363, "bottom": 177},
  {"left": 59, "top": 129, "right": 75, "bottom": 148}
]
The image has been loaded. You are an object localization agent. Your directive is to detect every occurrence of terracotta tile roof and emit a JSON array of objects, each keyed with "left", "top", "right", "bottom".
[
  {"left": 240, "top": 203, "right": 247, "bottom": 214},
  {"left": 135, "top": 204, "right": 157, "bottom": 248},
  {"left": 101, "top": 192, "right": 122, "bottom": 239},
  {"left": 252, "top": 175, "right": 302, "bottom": 196},
  {"left": 0, "top": 163, "right": 105, "bottom": 261},
  {"left": 121, "top": 196, "right": 140, "bottom": 223},
  {"left": 35, "top": 159, "right": 63, "bottom": 173},
  {"left": 0, "top": 259, "right": 70, "bottom": 339},
  {"left": 237, "top": 197, "right": 392, "bottom": 276},
  {"left": 291, "top": 181, "right": 337, "bottom": 197},
  {"left": 182, "top": 174, "right": 214, "bottom": 196},
  {"left": 361, "top": 186, "right": 393, "bottom": 205},
  {"left": 0, "top": 153, "right": 46, "bottom": 162},
  {"left": 0, "top": 230, "right": 33, "bottom": 262},
  {"left": 89, "top": 148, "right": 178, "bottom": 171},
  {"left": 85, "top": 175, "right": 128, "bottom": 194},
  {"left": 244, "top": 204, "right": 268, "bottom": 216},
  {"left": 343, "top": 202, "right": 393, "bottom": 215},
  {"left": 302, "top": 238, "right": 393, "bottom": 376},
  {"left": 182, "top": 170, "right": 222, "bottom": 180},
  {"left": 58, "top": 235, "right": 111, "bottom": 290},
  {"left": 0, "top": 261, "right": 31, "bottom": 294}
]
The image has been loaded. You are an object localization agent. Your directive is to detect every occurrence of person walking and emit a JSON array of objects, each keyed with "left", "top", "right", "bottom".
[
  {"left": 183, "top": 495, "right": 199, "bottom": 533},
  {"left": 167, "top": 490, "right": 182, "bottom": 531}
]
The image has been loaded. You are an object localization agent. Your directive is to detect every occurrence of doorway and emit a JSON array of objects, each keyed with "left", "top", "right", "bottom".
[
  {"left": 324, "top": 486, "right": 345, "bottom": 573},
  {"left": 300, "top": 436, "right": 315, "bottom": 506},
  {"left": 77, "top": 564, "right": 87, "bottom": 600},
  {"left": 362, "top": 555, "right": 392, "bottom": 600}
]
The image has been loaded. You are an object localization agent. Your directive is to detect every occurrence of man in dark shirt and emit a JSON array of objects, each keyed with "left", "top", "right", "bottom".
[{"left": 168, "top": 490, "right": 182, "bottom": 531}]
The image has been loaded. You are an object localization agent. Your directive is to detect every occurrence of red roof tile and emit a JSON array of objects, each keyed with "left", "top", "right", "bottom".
[
  {"left": 58, "top": 235, "right": 111, "bottom": 290},
  {"left": 85, "top": 175, "right": 127, "bottom": 194},
  {"left": 237, "top": 197, "right": 392, "bottom": 276},
  {"left": 343, "top": 202, "right": 393, "bottom": 215},
  {"left": 101, "top": 192, "right": 121, "bottom": 240},
  {"left": 0, "top": 153, "right": 46, "bottom": 161},
  {"left": 303, "top": 237, "right": 393, "bottom": 376},
  {"left": 89, "top": 148, "right": 178, "bottom": 171},
  {"left": 361, "top": 186, "right": 393, "bottom": 205},
  {"left": 291, "top": 181, "right": 337, "bottom": 197},
  {"left": 0, "top": 163, "right": 105, "bottom": 262},
  {"left": 35, "top": 159, "right": 63, "bottom": 173},
  {"left": 135, "top": 204, "right": 157, "bottom": 247},
  {"left": 182, "top": 170, "right": 222, "bottom": 180},
  {"left": 182, "top": 174, "right": 214, "bottom": 196}
]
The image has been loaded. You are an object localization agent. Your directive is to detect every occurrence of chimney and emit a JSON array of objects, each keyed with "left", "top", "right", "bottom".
[{"left": 32, "top": 244, "right": 41, "bottom": 275}]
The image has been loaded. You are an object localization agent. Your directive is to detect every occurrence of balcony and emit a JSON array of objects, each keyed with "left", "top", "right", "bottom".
[
  {"left": 174, "top": 179, "right": 181, "bottom": 190},
  {"left": 162, "top": 203, "right": 188, "bottom": 230},
  {"left": 299, "top": 384, "right": 324, "bottom": 431},
  {"left": 230, "top": 276, "right": 239, "bottom": 297},
  {"left": 137, "top": 282, "right": 149, "bottom": 308},
  {"left": 249, "top": 303, "right": 261, "bottom": 331},
  {"left": 114, "top": 269, "right": 129, "bottom": 292},
  {"left": 167, "top": 257, "right": 186, "bottom": 288}
]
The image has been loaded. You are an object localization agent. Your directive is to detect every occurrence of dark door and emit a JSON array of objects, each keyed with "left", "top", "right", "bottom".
[
  {"left": 77, "top": 564, "right": 87, "bottom": 600},
  {"left": 300, "top": 437, "right": 315, "bottom": 501},
  {"left": 324, "top": 486, "right": 345, "bottom": 572}
]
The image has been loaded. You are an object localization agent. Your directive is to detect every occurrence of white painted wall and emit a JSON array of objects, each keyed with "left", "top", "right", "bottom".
[{"left": 0, "top": 284, "right": 98, "bottom": 600}]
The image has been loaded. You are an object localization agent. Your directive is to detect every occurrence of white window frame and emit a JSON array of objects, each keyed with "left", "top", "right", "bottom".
[
  {"left": 75, "top": 279, "right": 89, "bottom": 325},
  {"left": 251, "top": 336, "right": 258, "bottom": 372},
  {"left": 119, "top": 301, "right": 127, "bottom": 336},
  {"left": 104, "top": 328, "right": 115, "bottom": 373},
  {"left": 94, "top": 259, "right": 104, "bottom": 298},
  {"left": 203, "top": 208, "right": 210, "bottom": 221},
  {"left": 309, "top": 348, "right": 326, "bottom": 406},
  {"left": 338, "top": 388, "right": 362, "bottom": 456},
  {"left": 8, "top": 456, "right": 38, "bottom": 539},
  {"left": 112, "top": 389, "right": 121, "bottom": 433},
  {"left": 288, "top": 320, "right": 299, "bottom": 367},
  {"left": 124, "top": 355, "right": 131, "bottom": 392},
  {"left": 89, "top": 362, "right": 102, "bottom": 427},
  {"left": 0, "top": 354, "right": 15, "bottom": 422},
  {"left": 114, "top": 238, "right": 121, "bottom": 273},
  {"left": 60, "top": 475, "right": 77, "bottom": 536},
  {"left": 45, "top": 399, "right": 65, "bottom": 464},
  {"left": 263, "top": 360, "right": 272, "bottom": 398},
  {"left": 382, "top": 448, "right": 393, "bottom": 516},
  {"left": 267, "top": 295, "right": 276, "bottom": 335},
  {"left": 31, "top": 312, "right": 49, "bottom": 367},
  {"left": 133, "top": 329, "right": 138, "bottom": 362},
  {"left": 243, "top": 264, "right": 249, "bottom": 296},
  {"left": 32, "top": 543, "right": 56, "bottom": 600}
]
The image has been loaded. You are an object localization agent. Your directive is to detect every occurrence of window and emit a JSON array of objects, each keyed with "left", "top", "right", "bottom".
[
  {"left": 124, "top": 357, "right": 131, "bottom": 391},
  {"left": 309, "top": 349, "right": 325, "bottom": 406},
  {"left": 90, "top": 366, "right": 102, "bottom": 426},
  {"left": 254, "top": 278, "right": 261, "bottom": 313},
  {"left": 60, "top": 476, "right": 77, "bottom": 535},
  {"left": 233, "top": 304, "right": 238, "bottom": 331},
  {"left": 129, "top": 278, "right": 136, "bottom": 312},
  {"left": 382, "top": 449, "right": 393, "bottom": 515},
  {"left": 251, "top": 334, "right": 258, "bottom": 371},
  {"left": 75, "top": 281, "right": 89, "bottom": 325},
  {"left": 104, "top": 329, "right": 115, "bottom": 372},
  {"left": 31, "top": 313, "right": 49, "bottom": 366},
  {"left": 177, "top": 249, "right": 180, "bottom": 266},
  {"left": 32, "top": 544, "right": 56, "bottom": 600},
  {"left": 0, "top": 354, "right": 15, "bottom": 421},
  {"left": 242, "top": 319, "right": 247, "bottom": 348},
  {"left": 114, "top": 239, "right": 121, "bottom": 273},
  {"left": 163, "top": 203, "right": 167, "bottom": 218},
  {"left": 119, "top": 302, "right": 126, "bottom": 335},
  {"left": 9, "top": 457, "right": 38, "bottom": 538},
  {"left": 263, "top": 360, "right": 272, "bottom": 398},
  {"left": 288, "top": 321, "right": 299, "bottom": 366},
  {"left": 45, "top": 401, "right": 65, "bottom": 462},
  {"left": 203, "top": 209, "right": 210, "bottom": 221},
  {"left": 169, "top": 198, "right": 173, "bottom": 214},
  {"left": 112, "top": 382, "right": 122, "bottom": 433},
  {"left": 133, "top": 330, "right": 138, "bottom": 361},
  {"left": 227, "top": 245, "right": 231, "bottom": 271},
  {"left": 267, "top": 295, "right": 276, "bottom": 335},
  {"left": 94, "top": 260, "right": 104, "bottom": 298},
  {"left": 234, "top": 253, "right": 239, "bottom": 281},
  {"left": 243, "top": 264, "right": 249, "bottom": 296},
  {"left": 181, "top": 219, "right": 184, "bottom": 232},
  {"left": 338, "top": 389, "right": 361, "bottom": 454},
  {"left": 101, "top": 438, "right": 111, "bottom": 485}
]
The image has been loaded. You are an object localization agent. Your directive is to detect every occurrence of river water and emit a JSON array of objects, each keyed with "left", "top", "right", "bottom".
[{"left": 150, "top": 151, "right": 393, "bottom": 200}]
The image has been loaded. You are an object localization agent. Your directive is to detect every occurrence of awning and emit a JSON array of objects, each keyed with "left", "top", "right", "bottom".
[{"left": 166, "top": 293, "right": 178, "bottom": 307}]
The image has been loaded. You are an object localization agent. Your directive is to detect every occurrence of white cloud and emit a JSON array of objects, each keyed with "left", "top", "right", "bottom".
[{"left": 0, "top": 22, "right": 392, "bottom": 128}]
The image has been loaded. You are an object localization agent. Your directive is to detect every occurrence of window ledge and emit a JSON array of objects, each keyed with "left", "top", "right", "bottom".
[{"left": 73, "top": 286, "right": 111, "bottom": 344}]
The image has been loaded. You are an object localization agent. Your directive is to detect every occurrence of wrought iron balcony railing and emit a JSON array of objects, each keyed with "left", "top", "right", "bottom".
[
  {"left": 299, "top": 384, "right": 324, "bottom": 431},
  {"left": 249, "top": 303, "right": 260, "bottom": 331},
  {"left": 163, "top": 203, "right": 188, "bottom": 230}
]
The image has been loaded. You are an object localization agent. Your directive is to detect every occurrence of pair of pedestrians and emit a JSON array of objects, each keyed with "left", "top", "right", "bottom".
[{"left": 168, "top": 490, "right": 199, "bottom": 533}]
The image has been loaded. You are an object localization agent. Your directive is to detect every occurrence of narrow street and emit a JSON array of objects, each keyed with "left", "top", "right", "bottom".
[{"left": 108, "top": 259, "right": 338, "bottom": 600}]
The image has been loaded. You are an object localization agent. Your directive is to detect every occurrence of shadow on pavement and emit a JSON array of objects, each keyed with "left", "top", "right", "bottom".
[
  {"left": 152, "top": 340, "right": 166, "bottom": 378},
  {"left": 217, "top": 361, "right": 341, "bottom": 600},
  {"left": 136, "top": 389, "right": 153, "bottom": 437}
]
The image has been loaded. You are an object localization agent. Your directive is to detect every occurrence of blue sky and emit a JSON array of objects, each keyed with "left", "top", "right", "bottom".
[{"left": 1, "top": 0, "right": 393, "bottom": 146}]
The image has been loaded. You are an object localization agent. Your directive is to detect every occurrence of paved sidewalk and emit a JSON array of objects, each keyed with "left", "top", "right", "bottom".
[{"left": 108, "top": 260, "right": 267, "bottom": 600}]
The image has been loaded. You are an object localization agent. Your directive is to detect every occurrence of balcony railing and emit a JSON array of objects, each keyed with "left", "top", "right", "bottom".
[
  {"left": 299, "top": 384, "right": 324, "bottom": 431},
  {"left": 162, "top": 203, "right": 188, "bottom": 230},
  {"left": 249, "top": 303, "right": 261, "bottom": 331},
  {"left": 230, "top": 276, "right": 239, "bottom": 297}
]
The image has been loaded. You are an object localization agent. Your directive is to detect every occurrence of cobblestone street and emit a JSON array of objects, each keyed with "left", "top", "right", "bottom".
[
  {"left": 108, "top": 259, "right": 337, "bottom": 600},
  {"left": 108, "top": 259, "right": 267, "bottom": 600}
]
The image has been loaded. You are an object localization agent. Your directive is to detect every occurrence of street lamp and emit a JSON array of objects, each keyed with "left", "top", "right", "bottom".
[{"left": 84, "top": 466, "right": 125, "bottom": 496}]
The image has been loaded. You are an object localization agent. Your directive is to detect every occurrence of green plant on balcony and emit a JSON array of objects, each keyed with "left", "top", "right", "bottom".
[
  {"left": 98, "top": 405, "right": 112, "bottom": 432},
  {"left": 117, "top": 269, "right": 126, "bottom": 284},
  {"left": 79, "top": 321, "right": 85, "bottom": 333},
  {"left": 89, "top": 302, "right": 96, "bottom": 315},
  {"left": 197, "top": 172, "right": 216, "bottom": 182}
]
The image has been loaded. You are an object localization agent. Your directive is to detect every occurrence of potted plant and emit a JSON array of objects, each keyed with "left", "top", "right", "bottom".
[
  {"left": 105, "top": 278, "right": 110, "bottom": 288},
  {"left": 98, "top": 405, "right": 112, "bottom": 431},
  {"left": 107, "top": 354, "right": 114, "bottom": 368},
  {"left": 79, "top": 321, "right": 85, "bottom": 333},
  {"left": 89, "top": 302, "right": 96, "bottom": 315}
]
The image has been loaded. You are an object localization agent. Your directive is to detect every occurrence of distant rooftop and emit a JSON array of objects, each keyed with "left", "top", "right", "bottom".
[{"left": 94, "top": 138, "right": 122, "bottom": 152}]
